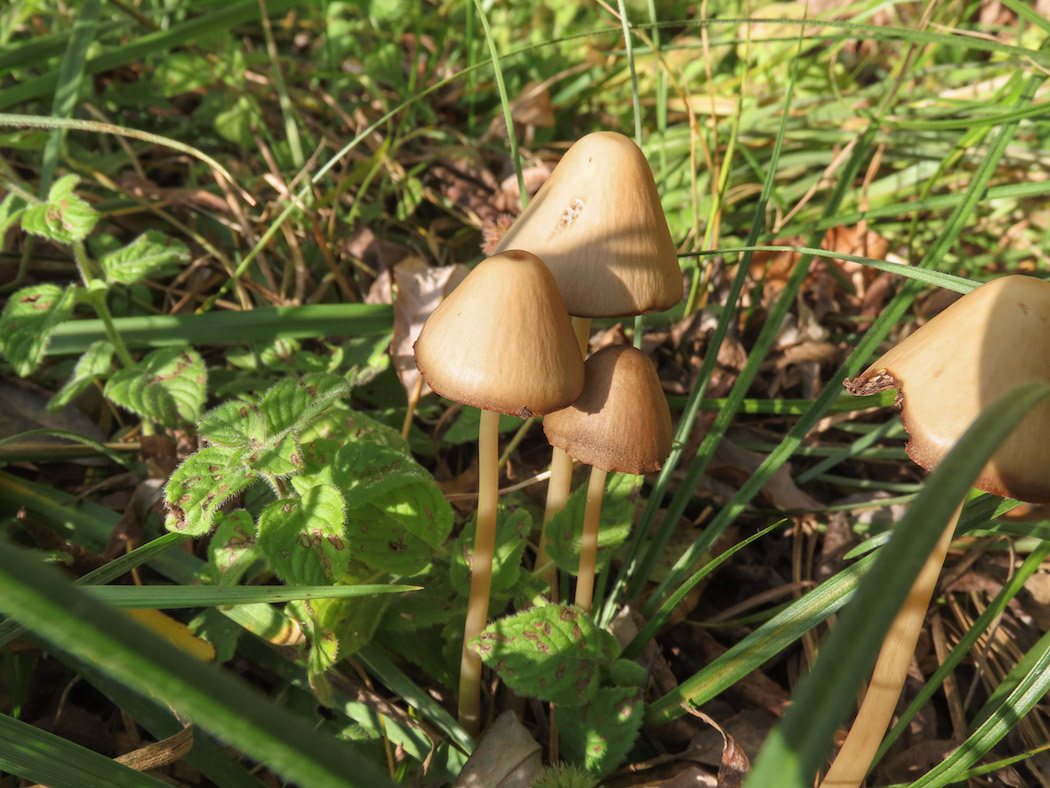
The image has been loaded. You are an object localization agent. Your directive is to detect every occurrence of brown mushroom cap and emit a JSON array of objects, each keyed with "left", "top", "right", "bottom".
[
  {"left": 413, "top": 250, "right": 584, "bottom": 418},
  {"left": 543, "top": 344, "right": 673, "bottom": 474},
  {"left": 493, "top": 131, "right": 683, "bottom": 318},
  {"left": 845, "top": 274, "right": 1050, "bottom": 503}
]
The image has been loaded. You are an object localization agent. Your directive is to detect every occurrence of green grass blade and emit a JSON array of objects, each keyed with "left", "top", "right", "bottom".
[
  {"left": 45, "top": 303, "right": 392, "bottom": 355},
  {"left": 0, "top": 542, "right": 395, "bottom": 788},
  {"left": 86, "top": 584, "right": 421, "bottom": 607},
  {"left": 745, "top": 383, "right": 1050, "bottom": 788},
  {"left": 0, "top": 711, "right": 171, "bottom": 788}
]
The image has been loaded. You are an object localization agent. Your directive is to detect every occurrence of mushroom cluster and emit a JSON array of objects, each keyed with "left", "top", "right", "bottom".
[{"left": 413, "top": 131, "right": 681, "bottom": 734}]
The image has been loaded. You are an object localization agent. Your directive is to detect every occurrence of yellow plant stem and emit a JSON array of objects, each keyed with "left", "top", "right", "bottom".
[
  {"left": 536, "top": 447, "right": 574, "bottom": 597},
  {"left": 458, "top": 408, "right": 500, "bottom": 736},
  {"left": 819, "top": 503, "right": 962, "bottom": 788},
  {"left": 574, "top": 466, "right": 608, "bottom": 613}
]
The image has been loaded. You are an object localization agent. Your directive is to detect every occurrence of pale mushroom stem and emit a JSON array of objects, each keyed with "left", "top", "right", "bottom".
[
  {"left": 458, "top": 408, "right": 500, "bottom": 736},
  {"left": 536, "top": 447, "right": 574, "bottom": 596},
  {"left": 536, "top": 317, "right": 592, "bottom": 601},
  {"left": 574, "top": 466, "right": 608, "bottom": 613},
  {"left": 819, "top": 503, "right": 962, "bottom": 788}
]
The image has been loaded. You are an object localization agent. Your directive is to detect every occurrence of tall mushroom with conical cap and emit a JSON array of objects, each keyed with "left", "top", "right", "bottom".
[
  {"left": 824, "top": 274, "right": 1050, "bottom": 787},
  {"left": 414, "top": 249, "right": 584, "bottom": 735},
  {"left": 543, "top": 344, "right": 673, "bottom": 612},
  {"left": 494, "top": 131, "right": 683, "bottom": 596}
]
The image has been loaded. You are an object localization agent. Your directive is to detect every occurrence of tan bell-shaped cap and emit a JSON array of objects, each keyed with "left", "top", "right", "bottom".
[
  {"left": 543, "top": 344, "right": 673, "bottom": 474},
  {"left": 413, "top": 250, "right": 584, "bottom": 419},
  {"left": 493, "top": 131, "right": 683, "bottom": 318},
  {"left": 845, "top": 275, "right": 1050, "bottom": 503}
]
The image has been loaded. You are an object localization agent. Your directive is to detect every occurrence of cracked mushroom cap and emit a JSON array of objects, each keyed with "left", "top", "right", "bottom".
[
  {"left": 413, "top": 250, "right": 584, "bottom": 418},
  {"left": 493, "top": 131, "right": 682, "bottom": 318},
  {"left": 543, "top": 344, "right": 673, "bottom": 474},
  {"left": 845, "top": 274, "right": 1050, "bottom": 503}
]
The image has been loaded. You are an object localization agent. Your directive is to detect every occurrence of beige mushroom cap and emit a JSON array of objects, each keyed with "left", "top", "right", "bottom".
[
  {"left": 845, "top": 274, "right": 1050, "bottom": 503},
  {"left": 493, "top": 131, "right": 683, "bottom": 318},
  {"left": 413, "top": 250, "right": 584, "bottom": 418},
  {"left": 543, "top": 344, "right": 673, "bottom": 474}
]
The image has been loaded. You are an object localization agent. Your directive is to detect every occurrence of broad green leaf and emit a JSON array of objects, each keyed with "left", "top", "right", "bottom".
[
  {"left": 47, "top": 339, "right": 114, "bottom": 411},
  {"left": 0, "top": 284, "right": 75, "bottom": 376},
  {"left": 260, "top": 373, "right": 352, "bottom": 439},
  {"left": 99, "top": 230, "right": 190, "bottom": 285},
  {"left": 257, "top": 484, "right": 350, "bottom": 585},
  {"left": 556, "top": 686, "right": 643, "bottom": 776},
  {"left": 450, "top": 509, "right": 530, "bottom": 597},
  {"left": 105, "top": 346, "right": 207, "bottom": 428},
  {"left": 164, "top": 446, "right": 258, "bottom": 536},
  {"left": 20, "top": 174, "right": 98, "bottom": 243},
  {"left": 153, "top": 51, "right": 212, "bottom": 97},
  {"left": 382, "top": 562, "right": 462, "bottom": 632},
  {"left": 471, "top": 605, "right": 615, "bottom": 706},
  {"left": 198, "top": 400, "right": 267, "bottom": 448},
  {"left": 299, "top": 399, "right": 409, "bottom": 453},
  {"left": 545, "top": 473, "right": 641, "bottom": 574},
  {"left": 208, "top": 510, "right": 260, "bottom": 586},
  {"left": 0, "top": 192, "right": 27, "bottom": 237}
]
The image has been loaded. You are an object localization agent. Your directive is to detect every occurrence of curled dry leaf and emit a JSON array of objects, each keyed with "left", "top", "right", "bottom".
[
  {"left": 452, "top": 711, "right": 542, "bottom": 788},
  {"left": 391, "top": 258, "right": 469, "bottom": 400}
]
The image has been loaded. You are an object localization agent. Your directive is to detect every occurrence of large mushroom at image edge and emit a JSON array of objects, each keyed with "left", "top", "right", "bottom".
[
  {"left": 542, "top": 344, "right": 673, "bottom": 613},
  {"left": 822, "top": 274, "right": 1050, "bottom": 788},
  {"left": 494, "top": 130, "right": 683, "bottom": 596},
  {"left": 413, "top": 249, "right": 583, "bottom": 735}
]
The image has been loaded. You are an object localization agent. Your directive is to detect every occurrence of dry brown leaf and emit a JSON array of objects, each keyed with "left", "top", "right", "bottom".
[
  {"left": 681, "top": 708, "right": 752, "bottom": 788},
  {"left": 391, "top": 258, "right": 469, "bottom": 400},
  {"left": 452, "top": 711, "right": 543, "bottom": 788}
]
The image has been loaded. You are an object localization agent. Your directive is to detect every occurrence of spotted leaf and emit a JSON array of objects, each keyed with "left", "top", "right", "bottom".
[
  {"left": 105, "top": 346, "right": 207, "bottom": 428},
  {"left": 163, "top": 445, "right": 257, "bottom": 536},
  {"left": 257, "top": 483, "right": 349, "bottom": 585},
  {"left": 0, "top": 284, "right": 75, "bottom": 376},
  {"left": 556, "top": 686, "right": 643, "bottom": 776}
]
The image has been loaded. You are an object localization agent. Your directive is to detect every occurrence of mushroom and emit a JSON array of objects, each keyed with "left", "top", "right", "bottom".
[
  {"left": 542, "top": 344, "right": 673, "bottom": 612},
  {"left": 825, "top": 274, "right": 1050, "bottom": 787},
  {"left": 414, "top": 249, "right": 584, "bottom": 735},
  {"left": 493, "top": 131, "right": 682, "bottom": 596}
]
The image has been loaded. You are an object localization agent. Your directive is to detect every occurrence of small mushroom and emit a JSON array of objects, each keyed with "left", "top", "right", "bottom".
[
  {"left": 494, "top": 131, "right": 683, "bottom": 319},
  {"left": 414, "top": 249, "right": 584, "bottom": 734},
  {"left": 543, "top": 344, "right": 672, "bottom": 612},
  {"left": 825, "top": 274, "right": 1050, "bottom": 788}
]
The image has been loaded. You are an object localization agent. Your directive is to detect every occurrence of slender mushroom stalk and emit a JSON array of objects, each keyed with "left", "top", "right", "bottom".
[
  {"left": 494, "top": 132, "right": 683, "bottom": 598},
  {"left": 543, "top": 345, "right": 673, "bottom": 613},
  {"left": 413, "top": 250, "right": 583, "bottom": 735},
  {"left": 828, "top": 275, "right": 1050, "bottom": 787}
]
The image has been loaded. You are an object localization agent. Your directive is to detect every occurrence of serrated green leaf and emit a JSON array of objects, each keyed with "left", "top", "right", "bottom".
[
  {"left": 471, "top": 605, "right": 611, "bottom": 706},
  {"left": 295, "top": 441, "right": 453, "bottom": 575},
  {"left": 0, "top": 284, "right": 75, "bottom": 376},
  {"left": 208, "top": 510, "right": 260, "bottom": 586},
  {"left": 20, "top": 174, "right": 98, "bottom": 243},
  {"left": 450, "top": 509, "right": 530, "bottom": 597},
  {"left": 0, "top": 191, "right": 27, "bottom": 237},
  {"left": 99, "top": 230, "right": 190, "bottom": 285},
  {"left": 163, "top": 446, "right": 258, "bottom": 536},
  {"left": 104, "top": 347, "right": 207, "bottom": 428},
  {"left": 260, "top": 373, "right": 351, "bottom": 439},
  {"left": 198, "top": 399, "right": 267, "bottom": 448},
  {"left": 287, "top": 597, "right": 341, "bottom": 706},
  {"left": 556, "top": 686, "right": 643, "bottom": 776},
  {"left": 257, "top": 484, "right": 349, "bottom": 585},
  {"left": 47, "top": 339, "right": 114, "bottom": 412},
  {"left": 299, "top": 400, "right": 409, "bottom": 453},
  {"left": 545, "top": 473, "right": 641, "bottom": 574}
]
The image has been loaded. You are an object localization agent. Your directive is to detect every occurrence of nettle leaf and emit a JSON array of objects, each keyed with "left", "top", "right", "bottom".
[
  {"left": 105, "top": 347, "right": 207, "bottom": 428},
  {"left": 0, "top": 191, "right": 27, "bottom": 237},
  {"left": 296, "top": 441, "right": 453, "bottom": 576},
  {"left": 164, "top": 445, "right": 258, "bottom": 536},
  {"left": 299, "top": 399, "right": 409, "bottom": 453},
  {"left": 257, "top": 483, "right": 349, "bottom": 585},
  {"left": 545, "top": 473, "right": 641, "bottom": 574},
  {"left": 99, "top": 230, "right": 190, "bottom": 285},
  {"left": 260, "top": 373, "right": 352, "bottom": 439},
  {"left": 556, "top": 686, "right": 644, "bottom": 776},
  {"left": 450, "top": 509, "right": 531, "bottom": 598},
  {"left": 471, "top": 605, "right": 615, "bottom": 706},
  {"left": 20, "top": 174, "right": 99, "bottom": 243},
  {"left": 208, "top": 509, "right": 261, "bottom": 586},
  {"left": 287, "top": 597, "right": 341, "bottom": 706},
  {"left": 0, "top": 284, "right": 75, "bottom": 376},
  {"left": 48, "top": 340, "right": 114, "bottom": 412},
  {"left": 198, "top": 399, "right": 267, "bottom": 448}
]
